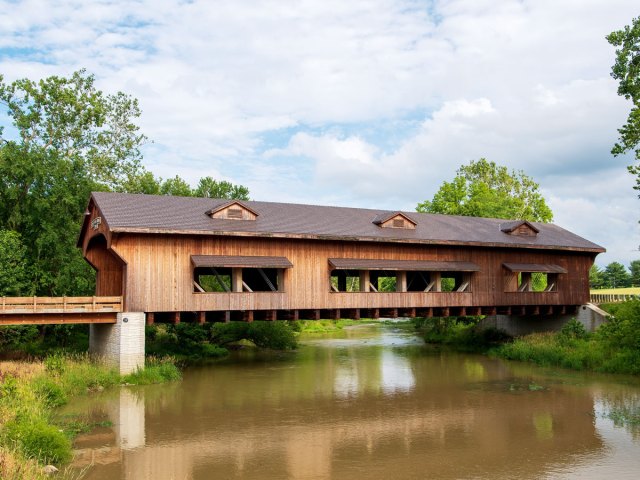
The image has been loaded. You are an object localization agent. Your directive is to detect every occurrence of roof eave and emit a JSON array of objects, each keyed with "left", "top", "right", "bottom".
[{"left": 108, "top": 226, "right": 606, "bottom": 253}]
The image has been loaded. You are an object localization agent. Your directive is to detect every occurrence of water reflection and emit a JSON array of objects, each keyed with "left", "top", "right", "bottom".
[{"left": 66, "top": 325, "right": 640, "bottom": 480}]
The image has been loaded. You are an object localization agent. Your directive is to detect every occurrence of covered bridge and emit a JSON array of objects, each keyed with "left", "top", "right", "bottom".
[{"left": 79, "top": 192, "right": 604, "bottom": 323}]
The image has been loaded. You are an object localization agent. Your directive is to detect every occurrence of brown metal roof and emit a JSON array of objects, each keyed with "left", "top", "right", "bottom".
[
  {"left": 191, "top": 255, "right": 293, "bottom": 269},
  {"left": 503, "top": 263, "right": 568, "bottom": 274},
  {"left": 329, "top": 258, "right": 480, "bottom": 271},
  {"left": 88, "top": 192, "right": 605, "bottom": 253}
]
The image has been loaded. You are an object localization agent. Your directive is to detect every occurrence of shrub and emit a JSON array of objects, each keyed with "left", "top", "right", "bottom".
[
  {"left": 123, "top": 357, "right": 182, "bottom": 384},
  {"left": 3, "top": 419, "right": 72, "bottom": 464},
  {"left": 247, "top": 321, "right": 297, "bottom": 350}
]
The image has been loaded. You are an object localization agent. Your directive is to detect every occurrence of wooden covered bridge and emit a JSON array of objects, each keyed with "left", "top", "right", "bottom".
[
  {"left": 1, "top": 192, "right": 604, "bottom": 372},
  {"left": 72, "top": 192, "right": 604, "bottom": 320}
]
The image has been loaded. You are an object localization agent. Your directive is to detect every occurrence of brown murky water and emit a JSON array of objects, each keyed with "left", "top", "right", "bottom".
[{"left": 64, "top": 324, "right": 640, "bottom": 479}]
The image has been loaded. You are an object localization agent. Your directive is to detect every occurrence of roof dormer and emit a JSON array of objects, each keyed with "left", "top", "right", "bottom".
[
  {"left": 500, "top": 220, "right": 539, "bottom": 237},
  {"left": 372, "top": 212, "right": 417, "bottom": 230},
  {"left": 206, "top": 201, "right": 258, "bottom": 221}
]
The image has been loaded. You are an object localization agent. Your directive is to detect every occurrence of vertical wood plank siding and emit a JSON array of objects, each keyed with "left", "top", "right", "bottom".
[{"left": 100, "top": 233, "right": 594, "bottom": 313}]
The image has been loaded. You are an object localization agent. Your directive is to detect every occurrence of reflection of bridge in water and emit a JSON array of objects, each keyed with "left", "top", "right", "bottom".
[{"left": 69, "top": 349, "right": 605, "bottom": 480}]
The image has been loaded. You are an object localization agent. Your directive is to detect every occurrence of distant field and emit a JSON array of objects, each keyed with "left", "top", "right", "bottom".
[{"left": 590, "top": 287, "right": 640, "bottom": 295}]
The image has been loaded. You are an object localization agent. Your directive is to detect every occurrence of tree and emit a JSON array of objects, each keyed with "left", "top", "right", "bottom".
[
  {"left": 602, "top": 262, "right": 631, "bottom": 289},
  {"left": 629, "top": 259, "right": 640, "bottom": 286},
  {"left": 417, "top": 158, "right": 553, "bottom": 222},
  {"left": 160, "top": 175, "right": 193, "bottom": 197},
  {"left": 607, "top": 17, "right": 640, "bottom": 197},
  {"left": 194, "top": 177, "right": 250, "bottom": 200},
  {"left": 589, "top": 264, "right": 605, "bottom": 289},
  {"left": 0, "top": 70, "right": 147, "bottom": 295},
  {"left": 0, "top": 230, "right": 31, "bottom": 296}
]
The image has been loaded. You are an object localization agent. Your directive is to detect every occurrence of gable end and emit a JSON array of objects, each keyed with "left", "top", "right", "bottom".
[
  {"left": 500, "top": 220, "right": 539, "bottom": 237},
  {"left": 206, "top": 201, "right": 258, "bottom": 221},
  {"left": 373, "top": 212, "right": 417, "bottom": 230}
]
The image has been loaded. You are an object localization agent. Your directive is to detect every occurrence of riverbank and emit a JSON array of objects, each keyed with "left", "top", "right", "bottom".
[
  {"left": 0, "top": 354, "right": 180, "bottom": 479},
  {"left": 419, "top": 301, "right": 640, "bottom": 376}
]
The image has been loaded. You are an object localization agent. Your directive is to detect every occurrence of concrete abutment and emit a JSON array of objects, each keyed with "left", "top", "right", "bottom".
[
  {"left": 89, "top": 312, "right": 145, "bottom": 375},
  {"left": 478, "top": 303, "right": 609, "bottom": 337}
]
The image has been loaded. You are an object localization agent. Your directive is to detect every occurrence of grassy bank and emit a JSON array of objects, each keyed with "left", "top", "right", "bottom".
[
  {"left": 418, "top": 301, "right": 640, "bottom": 376},
  {"left": 0, "top": 354, "right": 180, "bottom": 478}
]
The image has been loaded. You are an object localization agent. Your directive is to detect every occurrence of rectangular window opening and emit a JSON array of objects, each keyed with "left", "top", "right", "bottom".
[
  {"left": 194, "top": 267, "right": 231, "bottom": 292},
  {"left": 330, "top": 270, "right": 361, "bottom": 292}
]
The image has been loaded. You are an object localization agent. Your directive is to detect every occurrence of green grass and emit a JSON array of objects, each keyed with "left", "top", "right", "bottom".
[
  {"left": 0, "top": 353, "right": 181, "bottom": 472},
  {"left": 295, "top": 319, "right": 365, "bottom": 333}
]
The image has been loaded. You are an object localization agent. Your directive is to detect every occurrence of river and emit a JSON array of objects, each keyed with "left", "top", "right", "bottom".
[{"left": 65, "top": 323, "right": 640, "bottom": 479}]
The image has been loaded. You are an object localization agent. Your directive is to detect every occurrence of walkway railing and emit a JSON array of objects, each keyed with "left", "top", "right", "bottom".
[
  {"left": 590, "top": 293, "right": 639, "bottom": 304},
  {"left": 1, "top": 296, "right": 123, "bottom": 314}
]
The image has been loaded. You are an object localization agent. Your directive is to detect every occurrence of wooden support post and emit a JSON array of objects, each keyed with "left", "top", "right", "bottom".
[
  {"left": 360, "top": 271, "right": 370, "bottom": 292},
  {"left": 351, "top": 309, "right": 361, "bottom": 320},
  {"left": 244, "top": 311, "right": 254, "bottom": 323},
  {"left": 292, "top": 310, "right": 299, "bottom": 321},
  {"left": 146, "top": 312, "right": 155, "bottom": 325},
  {"left": 173, "top": 312, "right": 180, "bottom": 324},
  {"left": 370, "top": 308, "right": 379, "bottom": 319},
  {"left": 231, "top": 268, "right": 243, "bottom": 292},
  {"left": 277, "top": 269, "right": 285, "bottom": 292},
  {"left": 269, "top": 310, "right": 277, "bottom": 321},
  {"left": 531, "top": 305, "right": 540, "bottom": 315},
  {"left": 338, "top": 274, "right": 347, "bottom": 292},
  {"left": 396, "top": 271, "right": 407, "bottom": 292},
  {"left": 224, "top": 311, "right": 231, "bottom": 323},
  {"left": 432, "top": 272, "right": 442, "bottom": 292},
  {"left": 458, "top": 307, "right": 466, "bottom": 317},
  {"left": 389, "top": 308, "right": 398, "bottom": 318},
  {"left": 198, "top": 311, "right": 206, "bottom": 325},
  {"left": 441, "top": 307, "right": 449, "bottom": 317},
  {"left": 331, "top": 309, "right": 341, "bottom": 320},
  {"left": 312, "top": 309, "right": 320, "bottom": 320},
  {"left": 405, "top": 307, "right": 416, "bottom": 318}
]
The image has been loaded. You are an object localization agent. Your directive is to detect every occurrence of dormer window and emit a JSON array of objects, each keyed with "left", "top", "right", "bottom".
[
  {"left": 206, "top": 201, "right": 258, "bottom": 221},
  {"left": 500, "top": 220, "right": 539, "bottom": 237},
  {"left": 373, "top": 212, "right": 417, "bottom": 230}
]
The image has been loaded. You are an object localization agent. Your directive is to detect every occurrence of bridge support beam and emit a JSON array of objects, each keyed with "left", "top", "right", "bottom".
[
  {"left": 89, "top": 312, "right": 145, "bottom": 375},
  {"left": 478, "top": 304, "right": 609, "bottom": 336}
]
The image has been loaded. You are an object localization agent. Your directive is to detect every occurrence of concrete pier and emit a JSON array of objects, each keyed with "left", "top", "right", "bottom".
[
  {"left": 89, "top": 312, "right": 145, "bottom": 374},
  {"left": 478, "top": 303, "right": 609, "bottom": 337}
]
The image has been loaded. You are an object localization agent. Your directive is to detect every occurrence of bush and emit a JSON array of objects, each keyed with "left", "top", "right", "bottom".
[
  {"left": 3, "top": 420, "right": 72, "bottom": 464},
  {"left": 123, "top": 357, "right": 182, "bottom": 384},
  {"left": 247, "top": 321, "right": 297, "bottom": 350}
]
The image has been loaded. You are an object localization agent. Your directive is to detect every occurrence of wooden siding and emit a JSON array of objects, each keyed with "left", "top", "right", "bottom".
[{"left": 99, "top": 232, "right": 594, "bottom": 313}]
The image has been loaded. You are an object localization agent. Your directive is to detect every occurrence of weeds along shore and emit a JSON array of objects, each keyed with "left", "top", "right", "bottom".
[{"left": 0, "top": 354, "right": 180, "bottom": 479}]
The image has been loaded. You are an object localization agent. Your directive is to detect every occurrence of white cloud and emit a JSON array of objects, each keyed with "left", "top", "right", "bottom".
[{"left": 1, "top": 0, "right": 639, "bottom": 264}]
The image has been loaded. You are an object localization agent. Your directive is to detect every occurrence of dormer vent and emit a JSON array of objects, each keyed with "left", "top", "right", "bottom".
[
  {"left": 206, "top": 201, "right": 258, "bottom": 221},
  {"left": 373, "top": 212, "right": 417, "bottom": 230},
  {"left": 500, "top": 220, "right": 539, "bottom": 237}
]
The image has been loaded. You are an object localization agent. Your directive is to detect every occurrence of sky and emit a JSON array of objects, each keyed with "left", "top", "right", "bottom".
[{"left": 1, "top": 0, "right": 638, "bottom": 267}]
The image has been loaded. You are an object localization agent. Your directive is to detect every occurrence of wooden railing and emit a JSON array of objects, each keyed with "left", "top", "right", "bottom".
[
  {"left": 0, "top": 296, "right": 123, "bottom": 314},
  {"left": 590, "top": 293, "right": 639, "bottom": 304}
]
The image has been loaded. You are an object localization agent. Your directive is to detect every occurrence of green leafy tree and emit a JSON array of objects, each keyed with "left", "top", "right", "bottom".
[
  {"left": 602, "top": 262, "right": 632, "bottom": 289},
  {"left": 629, "top": 259, "right": 640, "bottom": 286},
  {"left": 417, "top": 158, "right": 553, "bottom": 222},
  {"left": 0, "top": 230, "right": 31, "bottom": 296},
  {"left": 0, "top": 70, "right": 147, "bottom": 295},
  {"left": 160, "top": 175, "right": 193, "bottom": 197},
  {"left": 607, "top": 17, "right": 640, "bottom": 197},
  {"left": 194, "top": 177, "right": 250, "bottom": 200},
  {"left": 589, "top": 264, "right": 605, "bottom": 289}
]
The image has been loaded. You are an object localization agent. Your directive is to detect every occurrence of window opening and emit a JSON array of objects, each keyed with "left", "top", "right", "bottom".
[
  {"left": 330, "top": 270, "right": 361, "bottom": 292},
  {"left": 193, "top": 267, "right": 232, "bottom": 292},
  {"left": 515, "top": 272, "right": 556, "bottom": 292}
]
